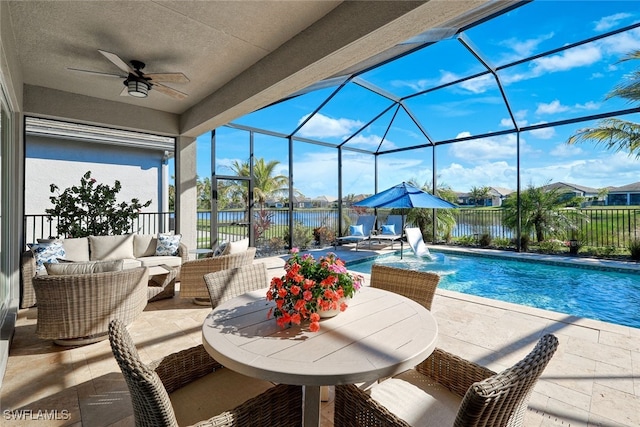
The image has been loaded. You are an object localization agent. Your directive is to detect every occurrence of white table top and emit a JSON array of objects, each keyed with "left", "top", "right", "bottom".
[{"left": 201, "top": 286, "right": 438, "bottom": 387}]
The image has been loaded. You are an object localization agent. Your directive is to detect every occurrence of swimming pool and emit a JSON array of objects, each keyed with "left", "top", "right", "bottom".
[{"left": 349, "top": 251, "right": 640, "bottom": 329}]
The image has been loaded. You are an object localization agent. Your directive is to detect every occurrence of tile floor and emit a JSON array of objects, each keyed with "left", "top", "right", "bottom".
[{"left": 2, "top": 245, "right": 640, "bottom": 426}]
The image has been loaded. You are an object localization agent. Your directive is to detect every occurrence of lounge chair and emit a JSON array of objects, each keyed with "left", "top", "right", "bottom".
[
  {"left": 335, "top": 334, "right": 559, "bottom": 427},
  {"left": 334, "top": 214, "right": 376, "bottom": 250},
  {"left": 372, "top": 214, "right": 405, "bottom": 248},
  {"left": 404, "top": 227, "right": 434, "bottom": 259}
]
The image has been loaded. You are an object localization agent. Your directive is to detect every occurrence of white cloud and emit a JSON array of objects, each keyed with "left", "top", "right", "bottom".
[
  {"left": 459, "top": 74, "right": 495, "bottom": 94},
  {"left": 529, "top": 123, "right": 555, "bottom": 140},
  {"left": 549, "top": 144, "right": 583, "bottom": 157},
  {"left": 532, "top": 45, "right": 602, "bottom": 74},
  {"left": 598, "top": 28, "right": 640, "bottom": 55},
  {"left": 297, "top": 113, "right": 363, "bottom": 139},
  {"left": 500, "top": 110, "right": 528, "bottom": 128},
  {"left": 347, "top": 134, "right": 387, "bottom": 150},
  {"left": 594, "top": 13, "right": 632, "bottom": 31},
  {"left": 439, "top": 161, "right": 517, "bottom": 191},
  {"left": 498, "top": 32, "right": 554, "bottom": 63},
  {"left": 448, "top": 134, "right": 523, "bottom": 162},
  {"left": 536, "top": 100, "right": 569, "bottom": 115},
  {"left": 575, "top": 101, "right": 600, "bottom": 110}
]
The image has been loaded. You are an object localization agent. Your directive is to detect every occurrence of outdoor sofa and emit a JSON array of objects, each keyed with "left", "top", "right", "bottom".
[{"left": 21, "top": 233, "right": 187, "bottom": 308}]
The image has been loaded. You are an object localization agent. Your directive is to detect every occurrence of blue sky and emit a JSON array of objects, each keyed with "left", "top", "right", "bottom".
[{"left": 192, "top": 1, "right": 640, "bottom": 199}]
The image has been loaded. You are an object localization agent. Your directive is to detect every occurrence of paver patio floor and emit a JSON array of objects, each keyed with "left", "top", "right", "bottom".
[{"left": 2, "top": 245, "right": 639, "bottom": 426}]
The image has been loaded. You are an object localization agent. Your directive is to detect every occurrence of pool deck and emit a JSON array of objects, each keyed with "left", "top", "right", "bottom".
[{"left": 2, "top": 243, "right": 639, "bottom": 426}]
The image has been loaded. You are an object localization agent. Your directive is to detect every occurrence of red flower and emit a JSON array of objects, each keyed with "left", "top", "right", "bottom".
[{"left": 266, "top": 249, "right": 362, "bottom": 332}]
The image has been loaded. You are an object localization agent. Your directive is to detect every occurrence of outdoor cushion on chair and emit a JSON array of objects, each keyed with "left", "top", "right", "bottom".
[
  {"left": 334, "top": 334, "right": 559, "bottom": 427},
  {"left": 108, "top": 319, "right": 302, "bottom": 427},
  {"left": 335, "top": 215, "right": 376, "bottom": 251}
]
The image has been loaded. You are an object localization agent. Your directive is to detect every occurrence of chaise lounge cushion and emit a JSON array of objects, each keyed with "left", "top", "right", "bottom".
[{"left": 89, "top": 235, "right": 135, "bottom": 261}]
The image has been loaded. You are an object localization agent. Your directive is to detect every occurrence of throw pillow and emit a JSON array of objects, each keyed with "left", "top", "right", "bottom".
[
  {"left": 29, "top": 241, "right": 65, "bottom": 271},
  {"left": 381, "top": 224, "right": 396, "bottom": 235},
  {"left": 213, "top": 242, "right": 229, "bottom": 257},
  {"left": 228, "top": 238, "right": 249, "bottom": 254},
  {"left": 349, "top": 224, "right": 364, "bottom": 236},
  {"left": 156, "top": 233, "right": 182, "bottom": 256},
  {"left": 45, "top": 260, "right": 124, "bottom": 275}
]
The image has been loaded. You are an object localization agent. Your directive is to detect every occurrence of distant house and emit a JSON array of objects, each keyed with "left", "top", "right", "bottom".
[
  {"left": 606, "top": 182, "right": 640, "bottom": 206},
  {"left": 540, "top": 182, "right": 601, "bottom": 205},
  {"left": 456, "top": 187, "right": 514, "bottom": 207},
  {"left": 311, "top": 195, "right": 338, "bottom": 208}
]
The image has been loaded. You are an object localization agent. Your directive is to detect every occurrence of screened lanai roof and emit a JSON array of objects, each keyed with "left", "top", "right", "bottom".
[{"left": 229, "top": 1, "right": 640, "bottom": 158}]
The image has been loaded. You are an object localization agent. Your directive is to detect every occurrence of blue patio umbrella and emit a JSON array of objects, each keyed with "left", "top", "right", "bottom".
[{"left": 354, "top": 182, "right": 458, "bottom": 258}]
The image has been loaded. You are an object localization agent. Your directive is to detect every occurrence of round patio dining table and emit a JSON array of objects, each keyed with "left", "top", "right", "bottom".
[{"left": 202, "top": 286, "right": 438, "bottom": 427}]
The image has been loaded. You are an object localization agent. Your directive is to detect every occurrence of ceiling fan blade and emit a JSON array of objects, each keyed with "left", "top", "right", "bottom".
[
  {"left": 67, "top": 68, "right": 126, "bottom": 78},
  {"left": 152, "top": 82, "right": 188, "bottom": 100},
  {"left": 145, "top": 73, "right": 190, "bottom": 84},
  {"left": 99, "top": 49, "right": 135, "bottom": 74}
]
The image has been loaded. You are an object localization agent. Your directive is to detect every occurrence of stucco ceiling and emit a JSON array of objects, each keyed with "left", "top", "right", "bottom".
[{"left": 6, "top": 1, "right": 517, "bottom": 137}]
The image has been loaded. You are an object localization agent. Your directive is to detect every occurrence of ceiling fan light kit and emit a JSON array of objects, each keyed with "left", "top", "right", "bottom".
[{"left": 126, "top": 79, "right": 150, "bottom": 98}]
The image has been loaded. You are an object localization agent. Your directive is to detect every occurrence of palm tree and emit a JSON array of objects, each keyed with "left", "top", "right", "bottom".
[
  {"left": 566, "top": 49, "right": 640, "bottom": 157},
  {"left": 228, "top": 158, "right": 290, "bottom": 207},
  {"left": 405, "top": 179, "right": 458, "bottom": 242},
  {"left": 469, "top": 185, "right": 492, "bottom": 207},
  {"left": 502, "top": 183, "right": 586, "bottom": 243}
]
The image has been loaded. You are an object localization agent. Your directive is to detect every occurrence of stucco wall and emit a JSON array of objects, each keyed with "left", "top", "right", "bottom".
[{"left": 25, "top": 135, "right": 165, "bottom": 215}]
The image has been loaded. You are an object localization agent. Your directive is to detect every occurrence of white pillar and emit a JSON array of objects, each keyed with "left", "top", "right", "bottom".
[{"left": 175, "top": 136, "right": 197, "bottom": 254}]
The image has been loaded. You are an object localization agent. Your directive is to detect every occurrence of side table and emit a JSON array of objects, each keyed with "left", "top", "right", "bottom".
[{"left": 147, "top": 264, "right": 177, "bottom": 302}]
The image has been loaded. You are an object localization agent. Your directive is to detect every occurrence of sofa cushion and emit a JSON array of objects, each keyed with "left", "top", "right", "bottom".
[
  {"left": 228, "top": 238, "right": 249, "bottom": 255},
  {"left": 29, "top": 241, "right": 65, "bottom": 271},
  {"left": 156, "top": 233, "right": 182, "bottom": 256},
  {"left": 89, "top": 234, "right": 135, "bottom": 261},
  {"left": 62, "top": 237, "right": 90, "bottom": 262},
  {"left": 134, "top": 234, "right": 158, "bottom": 258},
  {"left": 45, "top": 260, "right": 124, "bottom": 275},
  {"left": 121, "top": 259, "right": 143, "bottom": 270}
]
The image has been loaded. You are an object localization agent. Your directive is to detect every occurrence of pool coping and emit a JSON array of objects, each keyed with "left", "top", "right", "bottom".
[{"left": 345, "top": 244, "right": 640, "bottom": 274}]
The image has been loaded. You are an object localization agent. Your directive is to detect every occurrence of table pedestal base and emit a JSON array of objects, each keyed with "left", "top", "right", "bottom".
[{"left": 303, "top": 385, "right": 321, "bottom": 427}]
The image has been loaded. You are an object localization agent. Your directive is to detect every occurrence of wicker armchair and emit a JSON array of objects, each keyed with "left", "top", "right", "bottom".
[
  {"left": 179, "top": 247, "right": 257, "bottom": 305},
  {"left": 204, "top": 263, "right": 269, "bottom": 308},
  {"left": 32, "top": 267, "right": 148, "bottom": 346},
  {"left": 334, "top": 334, "right": 559, "bottom": 427},
  {"left": 370, "top": 264, "right": 440, "bottom": 310},
  {"left": 108, "top": 319, "right": 302, "bottom": 427}
]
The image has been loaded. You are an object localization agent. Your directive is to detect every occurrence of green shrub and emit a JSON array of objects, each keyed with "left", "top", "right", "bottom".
[
  {"left": 479, "top": 233, "right": 492, "bottom": 247},
  {"left": 538, "top": 239, "right": 565, "bottom": 254},
  {"left": 492, "top": 237, "right": 512, "bottom": 249},
  {"left": 628, "top": 239, "right": 640, "bottom": 261},
  {"left": 284, "top": 221, "right": 313, "bottom": 249},
  {"left": 456, "top": 235, "right": 476, "bottom": 246},
  {"left": 46, "top": 171, "right": 151, "bottom": 238}
]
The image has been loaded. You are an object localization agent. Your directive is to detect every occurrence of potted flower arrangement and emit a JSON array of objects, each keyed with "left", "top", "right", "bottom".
[{"left": 266, "top": 248, "right": 364, "bottom": 332}]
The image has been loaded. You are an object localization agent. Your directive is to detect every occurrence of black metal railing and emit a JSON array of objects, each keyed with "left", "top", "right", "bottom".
[{"left": 24, "top": 208, "right": 640, "bottom": 253}]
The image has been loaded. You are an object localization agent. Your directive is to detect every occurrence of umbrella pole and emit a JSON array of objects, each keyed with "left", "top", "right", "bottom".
[{"left": 400, "top": 211, "right": 405, "bottom": 259}]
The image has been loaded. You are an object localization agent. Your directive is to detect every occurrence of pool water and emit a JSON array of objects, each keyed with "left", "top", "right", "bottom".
[{"left": 349, "top": 252, "right": 640, "bottom": 329}]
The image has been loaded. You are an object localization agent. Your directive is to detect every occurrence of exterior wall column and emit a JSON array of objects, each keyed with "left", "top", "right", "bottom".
[{"left": 175, "top": 135, "right": 197, "bottom": 255}]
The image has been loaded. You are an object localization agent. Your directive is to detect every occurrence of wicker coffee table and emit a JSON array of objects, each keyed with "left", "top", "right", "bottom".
[{"left": 147, "top": 264, "right": 177, "bottom": 302}]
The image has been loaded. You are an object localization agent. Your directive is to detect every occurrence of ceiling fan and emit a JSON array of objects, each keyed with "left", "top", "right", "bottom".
[{"left": 68, "top": 50, "right": 189, "bottom": 100}]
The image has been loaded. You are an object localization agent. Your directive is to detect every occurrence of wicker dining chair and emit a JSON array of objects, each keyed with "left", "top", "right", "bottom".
[
  {"left": 108, "top": 319, "right": 302, "bottom": 427},
  {"left": 179, "top": 247, "right": 257, "bottom": 305},
  {"left": 370, "top": 264, "right": 440, "bottom": 310},
  {"left": 334, "top": 333, "right": 559, "bottom": 427},
  {"left": 204, "top": 262, "right": 269, "bottom": 308}
]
